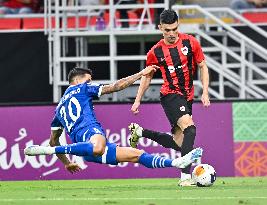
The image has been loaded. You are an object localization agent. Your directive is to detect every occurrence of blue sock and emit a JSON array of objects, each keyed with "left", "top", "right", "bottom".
[
  {"left": 55, "top": 142, "right": 93, "bottom": 156},
  {"left": 138, "top": 153, "right": 173, "bottom": 168}
]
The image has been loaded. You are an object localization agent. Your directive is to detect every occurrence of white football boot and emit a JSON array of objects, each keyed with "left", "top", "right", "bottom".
[
  {"left": 24, "top": 145, "right": 55, "bottom": 156},
  {"left": 172, "top": 147, "right": 203, "bottom": 169}
]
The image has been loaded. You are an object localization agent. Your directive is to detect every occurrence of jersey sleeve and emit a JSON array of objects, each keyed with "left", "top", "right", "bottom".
[
  {"left": 86, "top": 83, "right": 103, "bottom": 97},
  {"left": 51, "top": 116, "right": 63, "bottom": 130},
  {"left": 146, "top": 49, "right": 158, "bottom": 66},
  {"left": 191, "top": 36, "right": 205, "bottom": 63}
]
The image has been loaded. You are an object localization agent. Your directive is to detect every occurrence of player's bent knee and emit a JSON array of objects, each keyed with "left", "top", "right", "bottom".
[
  {"left": 178, "top": 114, "right": 194, "bottom": 130},
  {"left": 93, "top": 145, "right": 105, "bottom": 156}
]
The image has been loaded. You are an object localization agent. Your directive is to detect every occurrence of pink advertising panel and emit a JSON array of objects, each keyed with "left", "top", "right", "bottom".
[{"left": 0, "top": 102, "right": 234, "bottom": 180}]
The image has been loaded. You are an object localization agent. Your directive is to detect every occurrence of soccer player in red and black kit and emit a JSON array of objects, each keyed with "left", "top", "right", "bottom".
[{"left": 128, "top": 9, "right": 210, "bottom": 186}]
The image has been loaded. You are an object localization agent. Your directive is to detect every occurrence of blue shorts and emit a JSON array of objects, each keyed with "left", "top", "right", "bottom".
[
  {"left": 71, "top": 125, "right": 118, "bottom": 165},
  {"left": 71, "top": 125, "right": 106, "bottom": 143}
]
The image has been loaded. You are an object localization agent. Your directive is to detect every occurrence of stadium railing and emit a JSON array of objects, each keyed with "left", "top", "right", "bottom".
[{"left": 0, "top": 1, "right": 266, "bottom": 102}]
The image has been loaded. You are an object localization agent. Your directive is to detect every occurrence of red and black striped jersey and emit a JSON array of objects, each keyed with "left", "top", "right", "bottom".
[{"left": 146, "top": 33, "right": 205, "bottom": 101}]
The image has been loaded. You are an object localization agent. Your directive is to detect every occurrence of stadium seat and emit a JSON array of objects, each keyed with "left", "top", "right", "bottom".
[
  {"left": 67, "top": 16, "right": 87, "bottom": 29},
  {"left": 23, "top": 17, "right": 56, "bottom": 30},
  {"left": 242, "top": 12, "right": 267, "bottom": 23},
  {"left": 67, "top": 16, "right": 101, "bottom": 29},
  {"left": 0, "top": 18, "right": 21, "bottom": 30},
  {"left": 103, "top": 11, "right": 120, "bottom": 27},
  {"left": 126, "top": 11, "right": 139, "bottom": 26}
]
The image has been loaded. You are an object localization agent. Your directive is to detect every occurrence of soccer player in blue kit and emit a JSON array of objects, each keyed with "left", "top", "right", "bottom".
[{"left": 24, "top": 66, "right": 202, "bottom": 174}]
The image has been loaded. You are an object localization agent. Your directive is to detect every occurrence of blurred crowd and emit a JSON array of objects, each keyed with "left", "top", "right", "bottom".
[
  {"left": 0, "top": 0, "right": 43, "bottom": 14},
  {"left": 0, "top": 0, "right": 266, "bottom": 15},
  {"left": 231, "top": 0, "right": 267, "bottom": 9}
]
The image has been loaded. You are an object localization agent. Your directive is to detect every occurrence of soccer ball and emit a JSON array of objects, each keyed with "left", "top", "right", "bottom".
[{"left": 192, "top": 164, "right": 216, "bottom": 187}]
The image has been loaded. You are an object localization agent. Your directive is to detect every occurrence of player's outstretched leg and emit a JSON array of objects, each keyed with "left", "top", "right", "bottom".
[
  {"left": 24, "top": 142, "right": 94, "bottom": 156},
  {"left": 25, "top": 142, "right": 202, "bottom": 171},
  {"left": 115, "top": 146, "right": 203, "bottom": 169},
  {"left": 128, "top": 123, "right": 181, "bottom": 151},
  {"left": 25, "top": 134, "right": 106, "bottom": 157},
  {"left": 129, "top": 123, "right": 202, "bottom": 186}
]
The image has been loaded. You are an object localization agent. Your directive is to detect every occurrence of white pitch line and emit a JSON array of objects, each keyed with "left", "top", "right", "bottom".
[{"left": 0, "top": 197, "right": 267, "bottom": 201}]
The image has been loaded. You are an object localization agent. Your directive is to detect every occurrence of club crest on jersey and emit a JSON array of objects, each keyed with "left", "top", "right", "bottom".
[{"left": 181, "top": 46, "right": 188, "bottom": 56}]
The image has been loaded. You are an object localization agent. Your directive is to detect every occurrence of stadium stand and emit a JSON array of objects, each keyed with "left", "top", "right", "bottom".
[{"left": 0, "top": 0, "right": 266, "bottom": 102}]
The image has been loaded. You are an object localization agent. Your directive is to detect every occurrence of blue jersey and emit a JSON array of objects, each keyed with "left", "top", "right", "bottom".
[{"left": 51, "top": 82, "right": 105, "bottom": 143}]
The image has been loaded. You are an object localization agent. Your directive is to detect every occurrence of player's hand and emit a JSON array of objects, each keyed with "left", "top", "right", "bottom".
[
  {"left": 253, "top": 0, "right": 265, "bottom": 6},
  {"left": 201, "top": 92, "right": 210, "bottom": 107},
  {"left": 65, "top": 163, "right": 82, "bottom": 174},
  {"left": 141, "top": 65, "right": 159, "bottom": 76},
  {"left": 131, "top": 101, "right": 140, "bottom": 115}
]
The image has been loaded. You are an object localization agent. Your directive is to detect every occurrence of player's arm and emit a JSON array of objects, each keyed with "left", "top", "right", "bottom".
[
  {"left": 100, "top": 65, "right": 158, "bottom": 95},
  {"left": 49, "top": 129, "right": 70, "bottom": 165},
  {"left": 131, "top": 72, "right": 154, "bottom": 114},
  {"left": 191, "top": 35, "right": 210, "bottom": 107},
  {"left": 198, "top": 60, "right": 210, "bottom": 107},
  {"left": 49, "top": 129, "right": 82, "bottom": 174},
  {"left": 131, "top": 49, "right": 157, "bottom": 114},
  {"left": 50, "top": 116, "right": 82, "bottom": 174}
]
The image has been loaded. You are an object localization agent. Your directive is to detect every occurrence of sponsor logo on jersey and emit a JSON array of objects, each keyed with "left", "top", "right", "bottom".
[
  {"left": 181, "top": 46, "right": 188, "bottom": 56},
  {"left": 168, "top": 64, "right": 186, "bottom": 73},
  {"left": 168, "top": 66, "right": 175, "bottom": 73}
]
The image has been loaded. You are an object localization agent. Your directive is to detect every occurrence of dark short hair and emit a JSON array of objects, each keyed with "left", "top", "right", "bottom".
[
  {"left": 68, "top": 67, "right": 93, "bottom": 83},
  {"left": 160, "top": 9, "right": 179, "bottom": 24}
]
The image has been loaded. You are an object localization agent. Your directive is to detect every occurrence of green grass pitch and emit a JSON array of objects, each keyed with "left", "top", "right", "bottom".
[{"left": 0, "top": 177, "right": 267, "bottom": 205}]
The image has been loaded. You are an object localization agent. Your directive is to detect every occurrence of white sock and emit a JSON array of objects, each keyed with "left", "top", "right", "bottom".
[
  {"left": 181, "top": 172, "right": 191, "bottom": 181},
  {"left": 46, "top": 146, "right": 56, "bottom": 154},
  {"left": 136, "top": 126, "right": 143, "bottom": 137}
]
